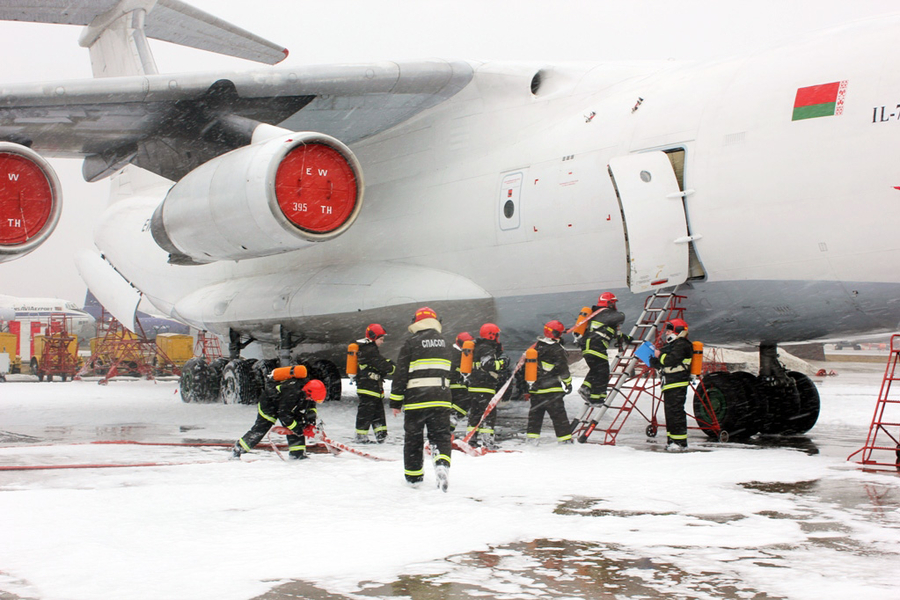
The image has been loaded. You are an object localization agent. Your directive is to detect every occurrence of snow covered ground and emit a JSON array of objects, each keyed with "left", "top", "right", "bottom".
[{"left": 1, "top": 359, "right": 898, "bottom": 600}]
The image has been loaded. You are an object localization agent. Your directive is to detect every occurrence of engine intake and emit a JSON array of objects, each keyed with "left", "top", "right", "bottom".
[
  {"left": 151, "top": 132, "right": 363, "bottom": 264},
  {"left": 0, "top": 143, "right": 62, "bottom": 264}
]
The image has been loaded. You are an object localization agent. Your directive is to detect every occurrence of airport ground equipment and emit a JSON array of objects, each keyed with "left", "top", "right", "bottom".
[
  {"left": 77, "top": 308, "right": 181, "bottom": 384},
  {"left": 848, "top": 334, "right": 900, "bottom": 471},
  {"left": 30, "top": 314, "right": 79, "bottom": 381},
  {"left": 0, "top": 331, "right": 20, "bottom": 375},
  {"left": 571, "top": 289, "right": 710, "bottom": 444}
]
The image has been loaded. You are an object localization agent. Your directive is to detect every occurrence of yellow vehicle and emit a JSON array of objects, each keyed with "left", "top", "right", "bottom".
[
  {"left": 0, "top": 331, "right": 21, "bottom": 374},
  {"left": 31, "top": 333, "right": 80, "bottom": 381},
  {"left": 155, "top": 333, "right": 194, "bottom": 370}
]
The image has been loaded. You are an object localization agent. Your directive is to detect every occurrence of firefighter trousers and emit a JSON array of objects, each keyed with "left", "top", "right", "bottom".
[
  {"left": 355, "top": 394, "right": 387, "bottom": 441},
  {"left": 663, "top": 384, "right": 689, "bottom": 447},
  {"left": 526, "top": 392, "right": 572, "bottom": 441},
  {"left": 403, "top": 407, "right": 452, "bottom": 483},
  {"left": 582, "top": 354, "right": 611, "bottom": 403},
  {"left": 467, "top": 390, "right": 498, "bottom": 443},
  {"left": 238, "top": 405, "right": 307, "bottom": 458}
]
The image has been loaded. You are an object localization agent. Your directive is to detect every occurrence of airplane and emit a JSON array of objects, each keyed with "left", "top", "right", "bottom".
[
  {"left": 0, "top": 1, "right": 897, "bottom": 442},
  {"left": 82, "top": 290, "right": 191, "bottom": 339},
  {"left": 0, "top": 294, "right": 96, "bottom": 344}
]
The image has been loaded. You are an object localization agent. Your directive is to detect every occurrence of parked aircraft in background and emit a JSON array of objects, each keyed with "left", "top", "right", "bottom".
[
  {"left": 82, "top": 290, "right": 190, "bottom": 339},
  {"left": 0, "top": 1, "right": 898, "bottom": 440},
  {"left": 0, "top": 294, "right": 95, "bottom": 342}
]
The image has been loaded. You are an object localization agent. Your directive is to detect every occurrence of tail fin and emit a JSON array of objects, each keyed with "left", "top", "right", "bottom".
[{"left": 0, "top": 0, "right": 287, "bottom": 77}]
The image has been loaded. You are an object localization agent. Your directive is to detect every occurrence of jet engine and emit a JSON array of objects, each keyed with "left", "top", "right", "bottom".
[
  {"left": 0, "top": 143, "right": 63, "bottom": 264},
  {"left": 150, "top": 132, "right": 363, "bottom": 264}
]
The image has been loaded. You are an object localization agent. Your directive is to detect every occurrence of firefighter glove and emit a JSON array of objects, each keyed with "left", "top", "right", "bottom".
[{"left": 564, "top": 382, "right": 572, "bottom": 395}]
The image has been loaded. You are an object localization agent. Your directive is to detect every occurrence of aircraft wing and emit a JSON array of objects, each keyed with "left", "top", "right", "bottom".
[
  {"left": 0, "top": 60, "right": 473, "bottom": 181},
  {"left": 0, "top": 0, "right": 288, "bottom": 65}
]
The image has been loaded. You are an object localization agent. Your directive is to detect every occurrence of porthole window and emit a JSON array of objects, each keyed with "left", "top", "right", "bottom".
[{"left": 503, "top": 200, "right": 515, "bottom": 219}]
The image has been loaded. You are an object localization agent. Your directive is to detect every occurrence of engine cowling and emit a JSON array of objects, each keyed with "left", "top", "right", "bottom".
[
  {"left": 151, "top": 132, "right": 363, "bottom": 264},
  {"left": 0, "top": 143, "right": 63, "bottom": 264}
]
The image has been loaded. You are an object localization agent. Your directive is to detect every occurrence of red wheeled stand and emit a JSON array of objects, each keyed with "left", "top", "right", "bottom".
[{"left": 848, "top": 334, "right": 900, "bottom": 471}]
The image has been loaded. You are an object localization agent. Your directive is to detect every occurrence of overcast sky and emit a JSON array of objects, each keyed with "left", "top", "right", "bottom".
[{"left": 1, "top": 0, "right": 898, "bottom": 304}]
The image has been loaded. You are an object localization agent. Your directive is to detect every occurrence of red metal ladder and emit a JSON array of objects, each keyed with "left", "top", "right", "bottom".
[
  {"left": 573, "top": 288, "right": 686, "bottom": 444},
  {"left": 848, "top": 334, "right": 900, "bottom": 471}
]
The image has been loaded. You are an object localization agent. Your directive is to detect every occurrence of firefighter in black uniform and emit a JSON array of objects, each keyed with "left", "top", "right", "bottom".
[
  {"left": 526, "top": 320, "right": 574, "bottom": 444},
  {"left": 354, "top": 323, "right": 395, "bottom": 443},
  {"left": 651, "top": 318, "right": 693, "bottom": 452},
  {"left": 449, "top": 332, "right": 474, "bottom": 429},
  {"left": 389, "top": 306, "right": 453, "bottom": 491},
  {"left": 232, "top": 366, "right": 327, "bottom": 460},
  {"left": 466, "top": 323, "right": 509, "bottom": 449},
  {"left": 576, "top": 292, "right": 629, "bottom": 405}
]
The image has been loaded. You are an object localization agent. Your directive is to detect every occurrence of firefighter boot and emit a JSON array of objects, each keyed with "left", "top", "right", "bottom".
[
  {"left": 435, "top": 465, "right": 449, "bottom": 493},
  {"left": 231, "top": 442, "right": 244, "bottom": 460}
]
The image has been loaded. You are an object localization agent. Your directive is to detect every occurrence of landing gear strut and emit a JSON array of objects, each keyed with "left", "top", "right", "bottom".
[{"left": 694, "top": 342, "right": 820, "bottom": 440}]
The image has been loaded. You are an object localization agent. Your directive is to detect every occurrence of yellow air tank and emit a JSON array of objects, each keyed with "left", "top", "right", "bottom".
[
  {"left": 460, "top": 339, "right": 475, "bottom": 374},
  {"left": 346, "top": 343, "right": 359, "bottom": 376},
  {"left": 272, "top": 365, "right": 308, "bottom": 381},
  {"left": 524, "top": 346, "right": 539, "bottom": 383},
  {"left": 691, "top": 341, "right": 704, "bottom": 376},
  {"left": 572, "top": 306, "right": 591, "bottom": 336}
]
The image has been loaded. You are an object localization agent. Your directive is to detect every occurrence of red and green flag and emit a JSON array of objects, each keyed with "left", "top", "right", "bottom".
[{"left": 792, "top": 81, "right": 847, "bottom": 121}]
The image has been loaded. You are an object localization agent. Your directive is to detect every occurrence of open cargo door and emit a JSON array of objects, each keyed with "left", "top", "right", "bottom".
[{"left": 608, "top": 151, "right": 691, "bottom": 293}]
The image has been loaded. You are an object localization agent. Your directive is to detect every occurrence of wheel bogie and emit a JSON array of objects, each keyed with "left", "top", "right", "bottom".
[{"left": 180, "top": 357, "right": 215, "bottom": 403}]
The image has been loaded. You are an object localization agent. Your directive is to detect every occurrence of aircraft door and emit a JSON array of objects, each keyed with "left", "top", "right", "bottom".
[{"left": 608, "top": 151, "right": 690, "bottom": 293}]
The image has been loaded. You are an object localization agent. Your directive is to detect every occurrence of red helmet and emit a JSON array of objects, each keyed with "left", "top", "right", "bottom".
[
  {"left": 666, "top": 318, "right": 688, "bottom": 334},
  {"left": 479, "top": 323, "right": 501, "bottom": 341},
  {"left": 302, "top": 379, "right": 327, "bottom": 403},
  {"left": 365, "top": 323, "right": 386, "bottom": 341},
  {"left": 543, "top": 319, "right": 565, "bottom": 339},
  {"left": 412, "top": 306, "right": 438, "bottom": 323},
  {"left": 455, "top": 332, "right": 474, "bottom": 347},
  {"left": 597, "top": 292, "right": 618, "bottom": 308}
]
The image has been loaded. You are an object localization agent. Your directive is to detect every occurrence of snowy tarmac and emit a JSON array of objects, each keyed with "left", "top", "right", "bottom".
[{"left": 0, "top": 359, "right": 898, "bottom": 600}]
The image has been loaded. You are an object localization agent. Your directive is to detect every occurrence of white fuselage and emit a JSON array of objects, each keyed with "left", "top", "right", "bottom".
[
  {"left": 95, "top": 17, "right": 900, "bottom": 350},
  {"left": 0, "top": 294, "right": 95, "bottom": 355}
]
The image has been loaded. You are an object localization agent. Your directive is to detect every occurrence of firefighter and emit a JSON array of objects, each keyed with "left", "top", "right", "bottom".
[
  {"left": 232, "top": 367, "right": 327, "bottom": 460},
  {"left": 576, "top": 292, "right": 629, "bottom": 405},
  {"left": 353, "top": 323, "right": 395, "bottom": 443},
  {"left": 389, "top": 306, "right": 453, "bottom": 491},
  {"left": 449, "top": 332, "right": 474, "bottom": 429},
  {"left": 466, "top": 322, "right": 509, "bottom": 449},
  {"left": 651, "top": 318, "right": 694, "bottom": 452},
  {"left": 526, "top": 320, "right": 574, "bottom": 444}
]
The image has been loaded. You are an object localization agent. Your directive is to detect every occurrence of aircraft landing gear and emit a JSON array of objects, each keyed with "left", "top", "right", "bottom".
[{"left": 693, "top": 343, "right": 820, "bottom": 440}]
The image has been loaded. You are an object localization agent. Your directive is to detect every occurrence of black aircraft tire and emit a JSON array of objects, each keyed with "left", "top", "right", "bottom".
[
  {"left": 207, "top": 357, "right": 229, "bottom": 399},
  {"left": 221, "top": 359, "right": 258, "bottom": 405},
  {"left": 783, "top": 371, "right": 820, "bottom": 434},
  {"left": 307, "top": 359, "right": 342, "bottom": 403},
  {"left": 180, "top": 358, "right": 213, "bottom": 403},
  {"left": 729, "top": 371, "right": 763, "bottom": 439},
  {"left": 694, "top": 372, "right": 755, "bottom": 441},
  {"left": 758, "top": 378, "right": 802, "bottom": 435}
]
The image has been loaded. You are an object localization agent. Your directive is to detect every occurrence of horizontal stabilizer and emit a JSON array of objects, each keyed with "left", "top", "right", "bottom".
[{"left": 0, "top": 0, "right": 288, "bottom": 65}]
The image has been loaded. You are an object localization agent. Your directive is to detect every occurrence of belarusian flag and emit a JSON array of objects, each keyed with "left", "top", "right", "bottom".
[{"left": 792, "top": 81, "right": 846, "bottom": 121}]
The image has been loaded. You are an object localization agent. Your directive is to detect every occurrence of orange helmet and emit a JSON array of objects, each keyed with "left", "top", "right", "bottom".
[
  {"left": 455, "top": 332, "right": 474, "bottom": 347},
  {"left": 412, "top": 306, "right": 438, "bottom": 323},
  {"left": 543, "top": 319, "right": 565, "bottom": 339},
  {"left": 479, "top": 323, "right": 501, "bottom": 341},
  {"left": 666, "top": 318, "right": 688, "bottom": 334},
  {"left": 597, "top": 292, "right": 618, "bottom": 308},
  {"left": 302, "top": 379, "right": 327, "bottom": 403},
  {"left": 365, "top": 323, "right": 386, "bottom": 341}
]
